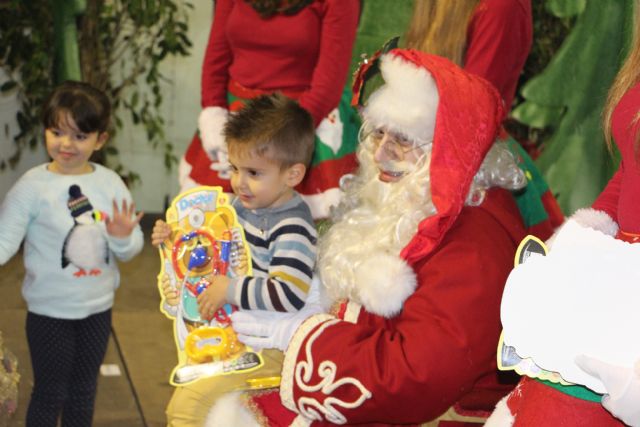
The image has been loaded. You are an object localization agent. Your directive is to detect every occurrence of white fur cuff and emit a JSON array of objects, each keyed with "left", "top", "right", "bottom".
[
  {"left": 354, "top": 254, "right": 417, "bottom": 318},
  {"left": 198, "top": 106, "right": 229, "bottom": 156},
  {"left": 571, "top": 208, "right": 619, "bottom": 236}
]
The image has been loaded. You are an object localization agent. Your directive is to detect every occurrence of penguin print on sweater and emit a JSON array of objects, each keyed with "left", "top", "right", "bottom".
[{"left": 62, "top": 185, "right": 109, "bottom": 277}]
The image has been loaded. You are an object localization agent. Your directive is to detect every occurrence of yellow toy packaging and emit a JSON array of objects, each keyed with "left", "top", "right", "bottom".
[{"left": 157, "top": 186, "right": 263, "bottom": 386}]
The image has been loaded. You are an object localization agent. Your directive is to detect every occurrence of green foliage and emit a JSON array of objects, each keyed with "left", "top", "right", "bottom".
[
  {"left": 505, "top": 1, "right": 574, "bottom": 151},
  {"left": 0, "top": 0, "right": 193, "bottom": 184},
  {"left": 509, "top": 0, "right": 633, "bottom": 214},
  {"left": 0, "top": 1, "right": 54, "bottom": 170}
]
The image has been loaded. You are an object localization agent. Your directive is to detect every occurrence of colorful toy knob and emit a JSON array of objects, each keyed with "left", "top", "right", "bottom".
[{"left": 188, "top": 244, "right": 210, "bottom": 270}]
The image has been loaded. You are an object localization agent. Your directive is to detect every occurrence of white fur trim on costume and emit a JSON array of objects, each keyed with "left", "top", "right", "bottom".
[
  {"left": 484, "top": 395, "right": 515, "bottom": 427},
  {"left": 198, "top": 106, "right": 229, "bottom": 157},
  {"left": 354, "top": 253, "right": 417, "bottom": 318},
  {"left": 178, "top": 154, "right": 199, "bottom": 192},
  {"left": 343, "top": 301, "right": 361, "bottom": 324},
  {"left": 204, "top": 391, "right": 260, "bottom": 427},
  {"left": 571, "top": 208, "right": 619, "bottom": 236},
  {"left": 362, "top": 54, "right": 439, "bottom": 144}
]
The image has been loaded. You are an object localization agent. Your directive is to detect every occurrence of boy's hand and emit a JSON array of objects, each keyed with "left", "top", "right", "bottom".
[
  {"left": 197, "top": 275, "right": 230, "bottom": 319},
  {"left": 106, "top": 199, "right": 144, "bottom": 238},
  {"left": 160, "top": 274, "right": 180, "bottom": 306},
  {"left": 151, "top": 219, "right": 172, "bottom": 247}
]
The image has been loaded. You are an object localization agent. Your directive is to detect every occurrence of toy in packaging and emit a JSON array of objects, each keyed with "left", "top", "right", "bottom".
[
  {"left": 497, "top": 235, "right": 568, "bottom": 385},
  {"left": 157, "top": 186, "right": 263, "bottom": 386}
]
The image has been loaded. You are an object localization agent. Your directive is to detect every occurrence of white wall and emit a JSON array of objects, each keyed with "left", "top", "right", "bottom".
[
  {"left": 0, "top": 2, "right": 213, "bottom": 213},
  {"left": 0, "top": 70, "right": 50, "bottom": 197}
]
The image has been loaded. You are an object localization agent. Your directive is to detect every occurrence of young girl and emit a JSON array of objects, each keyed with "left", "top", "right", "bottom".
[
  {"left": 487, "top": 2, "right": 640, "bottom": 425},
  {"left": 0, "top": 81, "right": 144, "bottom": 427}
]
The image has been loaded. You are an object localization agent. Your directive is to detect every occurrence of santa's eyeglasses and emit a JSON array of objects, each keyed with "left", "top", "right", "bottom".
[{"left": 369, "top": 128, "right": 431, "bottom": 159}]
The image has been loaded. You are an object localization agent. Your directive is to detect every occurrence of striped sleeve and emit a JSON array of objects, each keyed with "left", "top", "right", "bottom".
[{"left": 229, "top": 215, "right": 317, "bottom": 312}]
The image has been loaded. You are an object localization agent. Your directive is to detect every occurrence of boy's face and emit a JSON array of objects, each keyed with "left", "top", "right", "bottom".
[
  {"left": 45, "top": 113, "right": 107, "bottom": 175},
  {"left": 228, "top": 147, "right": 302, "bottom": 210}
]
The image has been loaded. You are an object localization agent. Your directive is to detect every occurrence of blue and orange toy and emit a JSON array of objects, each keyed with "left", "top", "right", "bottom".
[{"left": 157, "top": 186, "right": 263, "bottom": 385}]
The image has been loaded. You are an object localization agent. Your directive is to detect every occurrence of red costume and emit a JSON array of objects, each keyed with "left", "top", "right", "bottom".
[
  {"left": 236, "top": 50, "right": 532, "bottom": 426},
  {"left": 488, "top": 82, "right": 640, "bottom": 427},
  {"left": 592, "top": 81, "right": 640, "bottom": 235},
  {"left": 181, "top": 0, "right": 360, "bottom": 219},
  {"left": 465, "top": 0, "right": 532, "bottom": 112}
]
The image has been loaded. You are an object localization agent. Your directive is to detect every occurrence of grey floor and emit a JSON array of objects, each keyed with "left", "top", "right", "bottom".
[{"left": 1, "top": 217, "right": 178, "bottom": 426}]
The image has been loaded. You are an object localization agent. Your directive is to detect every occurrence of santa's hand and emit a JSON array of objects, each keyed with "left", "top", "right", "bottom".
[
  {"left": 231, "top": 303, "right": 324, "bottom": 352},
  {"left": 575, "top": 355, "right": 640, "bottom": 426}
]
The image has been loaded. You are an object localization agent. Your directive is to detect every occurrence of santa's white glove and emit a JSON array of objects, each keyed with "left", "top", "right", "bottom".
[
  {"left": 198, "top": 106, "right": 230, "bottom": 177},
  {"left": 546, "top": 208, "right": 618, "bottom": 249},
  {"left": 575, "top": 355, "right": 640, "bottom": 426},
  {"left": 230, "top": 276, "right": 328, "bottom": 351}
]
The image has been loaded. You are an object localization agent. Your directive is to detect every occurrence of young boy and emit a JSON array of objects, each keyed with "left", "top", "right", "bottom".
[
  {"left": 151, "top": 94, "right": 318, "bottom": 423},
  {"left": 197, "top": 93, "right": 318, "bottom": 317}
]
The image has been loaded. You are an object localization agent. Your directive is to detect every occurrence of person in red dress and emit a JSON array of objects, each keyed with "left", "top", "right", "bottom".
[
  {"left": 486, "top": 2, "right": 640, "bottom": 425},
  {"left": 404, "top": 0, "right": 532, "bottom": 112},
  {"left": 180, "top": 0, "right": 360, "bottom": 219}
]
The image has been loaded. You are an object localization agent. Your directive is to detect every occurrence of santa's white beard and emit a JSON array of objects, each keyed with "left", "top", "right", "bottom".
[{"left": 318, "top": 140, "right": 435, "bottom": 305}]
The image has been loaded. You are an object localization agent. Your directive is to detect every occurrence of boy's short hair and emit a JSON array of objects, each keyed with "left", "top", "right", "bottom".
[{"left": 223, "top": 93, "right": 315, "bottom": 168}]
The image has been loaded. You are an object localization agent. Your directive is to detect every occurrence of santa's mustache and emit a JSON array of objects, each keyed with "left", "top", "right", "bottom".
[{"left": 376, "top": 159, "right": 416, "bottom": 177}]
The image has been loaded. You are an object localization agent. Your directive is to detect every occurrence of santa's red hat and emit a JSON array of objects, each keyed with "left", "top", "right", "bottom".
[{"left": 355, "top": 49, "right": 505, "bottom": 265}]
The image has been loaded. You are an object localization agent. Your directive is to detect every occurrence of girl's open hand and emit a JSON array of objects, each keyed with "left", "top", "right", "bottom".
[{"left": 106, "top": 199, "right": 144, "bottom": 238}]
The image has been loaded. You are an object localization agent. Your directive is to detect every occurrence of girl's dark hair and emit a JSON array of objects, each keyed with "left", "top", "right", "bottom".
[{"left": 41, "top": 81, "right": 111, "bottom": 133}]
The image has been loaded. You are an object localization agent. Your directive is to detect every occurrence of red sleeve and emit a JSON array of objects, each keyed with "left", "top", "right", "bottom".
[
  {"left": 280, "top": 206, "right": 518, "bottom": 424},
  {"left": 464, "top": 0, "right": 532, "bottom": 111},
  {"left": 200, "top": 0, "right": 234, "bottom": 108},
  {"left": 592, "top": 164, "right": 622, "bottom": 222},
  {"left": 297, "top": 0, "right": 360, "bottom": 126}
]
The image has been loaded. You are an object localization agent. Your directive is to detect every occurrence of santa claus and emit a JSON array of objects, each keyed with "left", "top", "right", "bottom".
[{"left": 199, "top": 48, "right": 545, "bottom": 426}]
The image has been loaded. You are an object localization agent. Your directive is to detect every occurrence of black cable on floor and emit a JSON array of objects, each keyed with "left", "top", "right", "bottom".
[{"left": 110, "top": 326, "right": 148, "bottom": 427}]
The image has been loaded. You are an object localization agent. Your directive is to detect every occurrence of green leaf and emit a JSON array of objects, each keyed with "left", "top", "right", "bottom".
[{"left": 546, "top": 0, "right": 586, "bottom": 18}]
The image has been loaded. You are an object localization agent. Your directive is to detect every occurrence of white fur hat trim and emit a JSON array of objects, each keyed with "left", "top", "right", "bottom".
[
  {"left": 354, "top": 253, "right": 417, "bottom": 318},
  {"left": 362, "top": 53, "right": 439, "bottom": 144}
]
